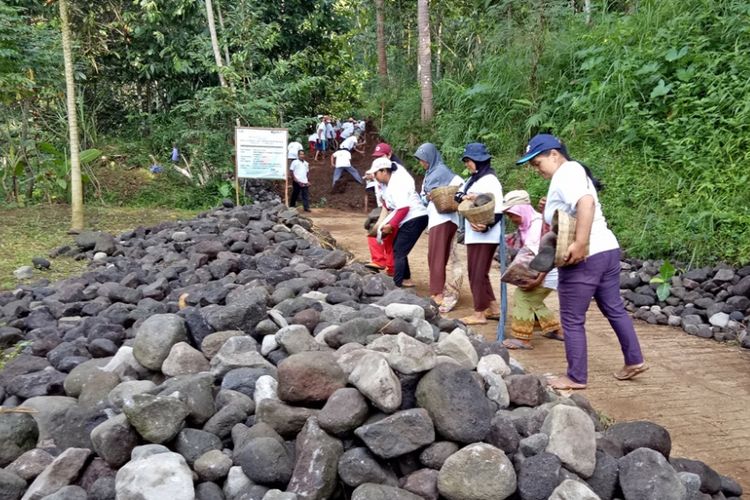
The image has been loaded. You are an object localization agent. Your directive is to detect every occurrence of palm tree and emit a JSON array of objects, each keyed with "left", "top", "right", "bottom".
[
  {"left": 58, "top": 0, "right": 83, "bottom": 231},
  {"left": 417, "top": 0, "right": 433, "bottom": 122}
]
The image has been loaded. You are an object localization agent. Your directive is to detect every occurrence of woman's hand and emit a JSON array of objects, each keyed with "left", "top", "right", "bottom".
[
  {"left": 470, "top": 222, "right": 487, "bottom": 232},
  {"left": 463, "top": 193, "right": 477, "bottom": 201},
  {"left": 381, "top": 224, "right": 393, "bottom": 235},
  {"left": 538, "top": 196, "right": 547, "bottom": 212},
  {"left": 564, "top": 240, "right": 587, "bottom": 265},
  {"left": 520, "top": 273, "right": 545, "bottom": 291}
]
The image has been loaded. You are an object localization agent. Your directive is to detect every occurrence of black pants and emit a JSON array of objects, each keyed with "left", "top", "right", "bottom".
[
  {"left": 393, "top": 215, "right": 428, "bottom": 287},
  {"left": 290, "top": 182, "right": 309, "bottom": 211}
]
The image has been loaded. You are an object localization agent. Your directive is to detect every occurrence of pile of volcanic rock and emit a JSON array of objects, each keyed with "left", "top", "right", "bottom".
[
  {"left": 0, "top": 202, "right": 744, "bottom": 500},
  {"left": 619, "top": 259, "right": 750, "bottom": 348}
]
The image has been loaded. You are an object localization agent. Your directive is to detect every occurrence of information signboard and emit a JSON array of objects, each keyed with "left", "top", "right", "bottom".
[{"left": 235, "top": 127, "right": 288, "bottom": 180}]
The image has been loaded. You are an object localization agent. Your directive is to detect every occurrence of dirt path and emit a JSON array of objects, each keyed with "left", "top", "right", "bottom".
[{"left": 311, "top": 208, "right": 750, "bottom": 492}]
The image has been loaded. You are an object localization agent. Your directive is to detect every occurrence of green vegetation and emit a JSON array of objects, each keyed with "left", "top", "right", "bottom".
[{"left": 1, "top": 0, "right": 749, "bottom": 265}]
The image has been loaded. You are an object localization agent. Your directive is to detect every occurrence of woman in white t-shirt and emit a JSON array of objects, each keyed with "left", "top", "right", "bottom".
[
  {"left": 454, "top": 143, "right": 504, "bottom": 325},
  {"left": 415, "top": 142, "right": 463, "bottom": 313},
  {"left": 367, "top": 157, "right": 428, "bottom": 288},
  {"left": 516, "top": 134, "right": 647, "bottom": 390}
]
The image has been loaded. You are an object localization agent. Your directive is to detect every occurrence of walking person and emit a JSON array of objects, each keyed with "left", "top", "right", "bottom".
[
  {"left": 454, "top": 143, "right": 504, "bottom": 325},
  {"left": 516, "top": 133, "right": 648, "bottom": 389},
  {"left": 414, "top": 142, "right": 463, "bottom": 313},
  {"left": 289, "top": 149, "right": 310, "bottom": 212},
  {"left": 287, "top": 138, "right": 304, "bottom": 166},
  {"left": 331, "top": 144, "right": 365, "bottom": 191},
  {"left": 314, "top": 116, "right": 327, "bottom": 161},
  {"left": 499, "top": 190, "right": 563, "bottom": 349},
  {"left": 367, "top": 157, "right": 428, "bottom": 288}
]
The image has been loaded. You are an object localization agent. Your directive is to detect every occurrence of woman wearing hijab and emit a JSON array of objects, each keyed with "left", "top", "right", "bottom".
[
  {"left": 454, "top": 143, "right": 504, "bottom": 325},
  {"left": 415, "top": 143, "right": 464, "bottom": 312},
  {"left": 517, "top": 133, "right": 647, "bottom": 389},
  {"left": 500, "top": 190, "right": 563, "bottom": 349}
]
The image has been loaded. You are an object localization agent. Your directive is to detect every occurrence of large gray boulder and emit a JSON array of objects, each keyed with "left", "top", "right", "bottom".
[
  {"left": 21, "top": 447, "right": 91, "bottom": 500},
  {"left": 233, "top": 437, "right": 293, "bottom": 485},
  {"left": 122, "top": 394, "right": 190, "bottom": 443},
  {"left": 286, "top": 418, "right": 344, "bottom": 500},
  {"left": 317, "top": 387, "right": 369, "bottom": 435},
  {"left": 0, "top": 412, "right": 39, "bottom": 467},
  {"left": 90, "top": 414, "right": 139, "bottom": 468},
  {"left": 516, "top": 452, "right": 562, "bottom": 500},
  {"left": 346, "top": 351, "right": 402, "bottom": 412},
  {"left": 0, "top": 469, "right": 26, "bottom": 500},
  {"left": 351, "top": 483, "right": 423, "bottom": 500},
  {"left": 354, "top": 408, "right": 435, "bottom": 459},
  {"left": 437, "top": 443, "right": 517, "bottom": 500},
  {"left": 338, "top": 448, "right": 399, "bottom": 488},
  {"left": 541, "top": 405, "right": 596, "bottom": 478},
  {"left": 115, "top": 450, "right": 194, "bottom": 500},
  {"left": 255, "top": 399, "right": 319, "bottom": 438},
  {"left": 604, "top": 420, "right": 672, "bottom": 458},
  {"left": 209, "top": 336, "right": 275, "bottom": 378},
  {"left": 618, "top": 447, "right": 686, "bottom": 500},
  {"left": 416, "top": 363, "right": 492, "bottom": 443},
  {"left": 132, "top": 314, "right": 187, "bottom": 371},
  {"left": 548, "top": 479, "right": 600, "bottom": 500}
]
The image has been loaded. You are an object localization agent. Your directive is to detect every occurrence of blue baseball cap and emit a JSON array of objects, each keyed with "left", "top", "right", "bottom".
[
  {"left": 461, "top": 143, "right": 491, "bottom": 162},
  {"left": 515, "top": 134, "right": 563, "bottom": 164}
]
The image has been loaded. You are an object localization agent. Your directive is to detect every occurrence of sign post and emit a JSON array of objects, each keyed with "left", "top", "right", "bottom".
[{"left": 235, "top": 127, "right": 288, "bottom": 205}]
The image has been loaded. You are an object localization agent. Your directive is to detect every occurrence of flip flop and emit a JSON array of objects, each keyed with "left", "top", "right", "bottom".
[
  {"left": 401, "top": 281, "right": 416, "bottom": 288},
  {"left": 502, "top": 338, "right": 534, "bottom": 350},
  {"left": 545, "top": 374, "right": 587, "bottom": 390},
  {"left": 364, "top": 262, "right": 385, "bottom": 271},
  {"left": 484, "top": 311, "right": 501, "bottom": 321},
  {"left": 459, "top": 316, "right": 487, "bottom": 326},
  {"left": 613, "top": 363, "right": 649, "bottom": 381},
  {"left": 542, "top": 331, "right": 565, "bottom": 341}
]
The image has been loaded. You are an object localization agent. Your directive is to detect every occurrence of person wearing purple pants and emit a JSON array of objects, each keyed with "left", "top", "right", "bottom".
[{"left": 516, "top": 134, "right": 648, "bottom": 389}]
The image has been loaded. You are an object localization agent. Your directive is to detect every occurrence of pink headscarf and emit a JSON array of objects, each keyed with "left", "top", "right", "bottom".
[{"left": 506, "top": 204, "right": 542, "bottom": 247}]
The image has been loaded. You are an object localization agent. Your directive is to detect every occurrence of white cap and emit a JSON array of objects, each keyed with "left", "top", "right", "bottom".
[{"left": 365, "top": 157, "right": 392, "bottom": 176}]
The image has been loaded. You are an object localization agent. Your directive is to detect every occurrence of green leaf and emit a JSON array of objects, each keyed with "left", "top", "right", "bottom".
[
  {"left": 659, "top": 261, "right": 676, "bottom": 281},
  {"left": 37, "top": 142, "right": 59, "bottom": 155},
  {"left": 649, "top": 276, "right": 665, "bottom": 284},
  {"left": 56, "top": 178, "right": 67, "bottom": 190},
  {"left": 656, "top": 283, "right": 671, "bottom": 302},
  {"left": 78, "top": 149, "right": 102, "bottom": 165},
  {"left": 650, "top": 80, "right": 672, "bottom": 99},
  {"left": 635, "top": 62, "right": 660, "bottom": 76},
  {"left": 665, "top": 46, "right": 689, "bottom": 62}
]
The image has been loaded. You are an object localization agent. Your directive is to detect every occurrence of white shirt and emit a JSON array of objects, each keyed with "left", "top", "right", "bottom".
[
  {"left": 461, "top": 174, "right": 504, "bottom": 245},
  {"left": 340, "top": 122, "right": 354, "bottom": 139},
  {"left": 381, "top": 166, "right": 428, "bottom": 226},
  {"left": 325, "top": 123, "right": 335, "bottom": 139},
  {"left": 290, "top": 159, "right": 309, "bottom": 184},
  {"left": 287, "top": 142, "right": 303, "bottom": 160},
  {"left": 340, "top": 136, "right": 358, "bottom": 151},
  {"left": 424, "top": 175, "right": 463, "bottom": 230},
  {"left": 316, "top": 122, "right": 326, "bottom": 140},
  {"left": 544, "top": 160, "right": 618, "bottom": 257},
  {"left": 308, "top": 133, "right": 318, "bottom": 143},
  {"left": 332, "top": 149, "right": 352, "bottom": 168}
]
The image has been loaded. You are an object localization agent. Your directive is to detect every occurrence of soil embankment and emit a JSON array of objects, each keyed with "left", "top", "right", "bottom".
[{"left": 311, "top": 208, "right": 750, "bottom": 493}]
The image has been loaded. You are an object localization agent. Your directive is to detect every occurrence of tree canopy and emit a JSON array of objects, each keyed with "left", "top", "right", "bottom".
[{"left": 1, "top": 0, "right": 749, "bottom": 264}]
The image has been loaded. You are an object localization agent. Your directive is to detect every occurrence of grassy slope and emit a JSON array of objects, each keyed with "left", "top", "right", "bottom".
[{"left": 0, "top": 205, "right": 197, "bottom": 290}]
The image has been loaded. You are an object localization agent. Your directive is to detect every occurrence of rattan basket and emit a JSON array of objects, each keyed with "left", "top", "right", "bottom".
[
  {"left": 430, "top": 185, "right": 460, "bottom": 214},
  {"left": 458, "top": 193, "right": 496, "bottom": 225}
]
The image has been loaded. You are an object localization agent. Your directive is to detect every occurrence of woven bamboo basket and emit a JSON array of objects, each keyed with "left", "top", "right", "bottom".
[
  {"left": 431, "top": 185, "right": 459, "bottom": 214},
  {"left": 458, "top": 193, "right": 496, "bottom": 225}
]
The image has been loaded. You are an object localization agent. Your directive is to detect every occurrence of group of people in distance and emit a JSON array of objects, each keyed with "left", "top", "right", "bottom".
[{"left": 287, "top": 131, "right": 649, "bottom": 390}]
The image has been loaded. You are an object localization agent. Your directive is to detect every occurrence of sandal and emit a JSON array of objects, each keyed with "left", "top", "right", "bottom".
[
  {"left": 484, "top": 311, "right": 501, "bottom": 321},
  {"left": 545, "top": 374, "right": 587, "bottom": 390},
  {"left": 459, "top": 316, "right": 487, "bottom": 326},
  {"left": 613, "top": 363, "right": 649, "bottom": 381},
  {"left": 439, "top": 295, "right": 459, "bottom": 314},
  {"left": 401, "top": 280, "right": 416, "bottom": 288},
  {"left": 364, "top": 262, "right": 385, "bottom": 271},
  {"left": 502, "top": 338, "right": 533, "bottom": 350},
  {"left": 542, "top": 331, "right": 565, "bottom": 341}
]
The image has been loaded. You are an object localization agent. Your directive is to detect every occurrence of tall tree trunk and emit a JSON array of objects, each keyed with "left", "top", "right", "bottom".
[
  {"left": 375, "top": 0, "right": 388, "bottom": 81},
  {"left": 584, "top": 0, "right": 592, "bottom": 24},
  {"left": 59, "top": 0, "right": 83, "bottom": 231},
  {"left": 417, "top": 0, "right": 433, "bottom": 122},
  {"left": 435, "top": 20, "right": 442, "bottom": 81},
  {"left": 204, "top": 0, "right": 227, "bottom": 87},
  {"left": 215, "top": 0, "right": 231, "bottom": 66}
]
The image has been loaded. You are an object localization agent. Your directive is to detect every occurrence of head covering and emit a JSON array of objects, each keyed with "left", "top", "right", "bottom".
[
  {"left": 372, "top": 143, "right": 392, "bottom": 158},
  {"left": 414, "top": 143, "right": 455, "bottom": 194},
  {"left": 366, "top": 157, "right": 394, "bottom": 176},
  {"left": 461, "top": 143, "right": 492, "bottom": 162},
  {"left": 515, "top": 134, "right": 563, "bottom": 164},
  {"left": 506, "top": 204, "right": 540, "bottom": 246},
  {"left": 500, "top": 190, "right": 531, "bottom": 212}
]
